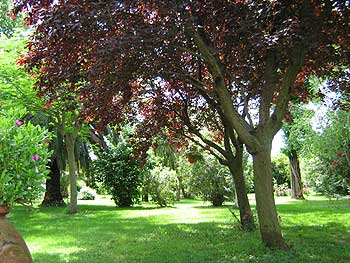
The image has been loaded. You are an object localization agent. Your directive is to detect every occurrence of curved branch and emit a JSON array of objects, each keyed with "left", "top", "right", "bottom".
[{"left": 183, "top": 133, "right": 228, "bottom": 165}]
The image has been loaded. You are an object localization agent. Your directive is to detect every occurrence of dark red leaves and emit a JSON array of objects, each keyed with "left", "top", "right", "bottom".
[{"left": 14, "top": 0, "right": 350, "bottom": 156}]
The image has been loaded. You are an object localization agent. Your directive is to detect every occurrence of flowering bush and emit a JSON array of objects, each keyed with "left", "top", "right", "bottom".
[
  {"left": 78, "top": 186, "right": 97, "bottom": 200},
  {"left": 273, "top": 182, "right": 290, "bottom": 197},
  {"left": 0, "top": 107, "right": 51, "bottom": 207}
]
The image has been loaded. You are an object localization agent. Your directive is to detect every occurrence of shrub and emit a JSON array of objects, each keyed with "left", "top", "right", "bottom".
[
  {"left": 0, "top": 107, "right": 51, "bottom": 207},
  {"left": 273, "top": 182, "right": 290, "bottom": 196},
  {"left": 272, "top": 154, "right": 290, "bottom": 186},
  {"left": 189, "top": 156, "right": 233, "bottom": 206},
  {"left": 92, "top": 133, "right": 143, "bottom": 207},
  {"left": 145, "top": 166, "right": 177, "bottom": 207},
  {"left": 78, "top": 186, "right": 97, "bottom": 200}
]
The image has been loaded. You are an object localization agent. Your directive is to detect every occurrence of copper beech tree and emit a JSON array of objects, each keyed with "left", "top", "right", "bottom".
[{"left": 14, "top": 0, "right": 350, "bottom": 248}]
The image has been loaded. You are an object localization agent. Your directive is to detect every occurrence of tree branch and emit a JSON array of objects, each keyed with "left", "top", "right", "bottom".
[
  {"left": 183, "top": 112, "right": 228, "bottom": 159},
  {"left": 270, "top": 46, "right": 307, "bottom": 135},
  {"left": 258, "top": 50, "right": 278, "bottom": 129},
  {"left": 185, "top": 24, "right": 260, "bottom": 152},
  {"left": 183, "top": 133, "right": 228, "bottom": 165}
]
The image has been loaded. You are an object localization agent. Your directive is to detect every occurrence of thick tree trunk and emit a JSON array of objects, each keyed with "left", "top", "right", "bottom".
[
  {"left": 227, "top": 146, "right": 255, "bottom": 231},
  {"left": 253, "top": 146, "right": 289, "bottom": 249},
  {"left": 66, "top": 136, "right": 78, "bottom": 214},
  {"left": 142, "top": 194, "right": 149, "bottom": 202},
  {"left": 41, "top": 157, "right": 66, "bottom": 207},
  {"left": 289, "top": 150, "right": 304, "bottom": 199}
]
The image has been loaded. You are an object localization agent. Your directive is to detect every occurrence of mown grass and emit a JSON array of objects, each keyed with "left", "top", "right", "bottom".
[{"left": 8, "top": 195, "right": 350, "bottom": 263}]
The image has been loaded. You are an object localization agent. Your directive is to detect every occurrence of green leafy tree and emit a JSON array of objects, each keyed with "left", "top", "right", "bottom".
[
  {"left": 0, "top": 32, "right": 35, "bottom": 107},
  {"left": 0, "top": 31, "right": 68, "bottom": 207},
  {"left": 0, "top": 0, "right": 23, "bottom": 37},
  {"left": 305, "top": 109, "right": 350, "bottom": 196},
  {"left": 153, "top": 137, "right": 196, "bottom": 200},
  {"left": 284, "top": 104, "right": 316, "bottom": 197},
  {"left": 1, "top": 34, "right": 83, "bottom": 211},
  {"left": 46, "top": 94, "right": 83, "bottom": 213},
  {"left": 282, "top": 104, "right": 316, "bottom": 199},
  {"left": 272, "top": 154, "right": 290, "bottom": 187}
]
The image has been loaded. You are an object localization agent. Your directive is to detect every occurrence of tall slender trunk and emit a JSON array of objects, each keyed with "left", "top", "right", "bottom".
[
  {"left": 176, "top": 176, "right": 181, "bottom": 201},
  {"left": 179, "top": 176, "right": 187, "bottom": 198},
  {"left": 41, "top": 157, "right": 65, "bottom": 207},
  {"left": 66, "top": 135, "right": 78, "bottom": 214},
  {"left": 227, "top": 145, "right": 255, "bottom": 231},
  {"left": 289, "top": 150, "right": 304, "bottom": 199},
  {"left": 253, "top": 145, "right": 288, "bottom": 249}
]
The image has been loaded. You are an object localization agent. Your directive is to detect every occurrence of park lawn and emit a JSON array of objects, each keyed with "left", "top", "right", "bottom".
[{"left": 8, "top": 195, "right": 350, "bottom": 263}]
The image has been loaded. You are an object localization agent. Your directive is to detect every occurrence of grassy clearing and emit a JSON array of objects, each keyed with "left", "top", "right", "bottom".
[{"left": 8, "top": 196, "right": 350, "bottom": 263}]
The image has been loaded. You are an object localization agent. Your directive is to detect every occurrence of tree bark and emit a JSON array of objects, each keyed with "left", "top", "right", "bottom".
[
  {"left": 179, "top": 176, "right": 188, "bottom": 198},
  {"left": 41, "top": 157, "right": 66, "bottom": 207},
  {"left": 142, "top": 194, "right": 149, "bottom": 202},
  {"left": 253, "top": 145, "right": 289, "bottom": 249},
  {"left": 289, "top": 150, "right": 304, "bottom": 199},
  {"left": 175, "top": 177, "right": 181, "bottom": 201},
  {"left": 227, "top": 147, "right": 255, "bottom": 231},
  {"left": 66, "top": 135, "right": 78, "bottom": 214}
]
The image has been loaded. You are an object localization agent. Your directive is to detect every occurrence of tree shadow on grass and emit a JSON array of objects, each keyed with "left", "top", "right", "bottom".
[
  {"left": 192, "top": 204, "right": 237, "bottom": 209},
  {"left": 283, "top": 222, "right": 350, "bottom": 263},
  {"left": 28, "top": 219, "right": 350, "bottom": 263},
  {"left": 8, "top": 200, "right": 350, "bottom": 263},
  {"left": 77, "top": 204, "right": 164, "bottom": 212}
]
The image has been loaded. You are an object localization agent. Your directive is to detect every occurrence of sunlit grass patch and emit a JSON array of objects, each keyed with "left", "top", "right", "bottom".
[{"left": 8, "top": 196, "right": 350, "bottom": 263}]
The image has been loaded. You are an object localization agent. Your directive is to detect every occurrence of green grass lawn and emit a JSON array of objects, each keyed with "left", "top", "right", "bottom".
[{"left": 8, "top": 195, "right": 350, "bottom": 263}]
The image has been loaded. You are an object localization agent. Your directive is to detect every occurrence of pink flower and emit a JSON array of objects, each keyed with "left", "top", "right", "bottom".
[
  {"left": 15, "top": 120, "right": 23, "bottom": 127},
  {"left": 31, "top": 154, "right": 40, "bottom": 161},
  {"left": 0, "top": 102, "right": 2, "bottom": 107}
]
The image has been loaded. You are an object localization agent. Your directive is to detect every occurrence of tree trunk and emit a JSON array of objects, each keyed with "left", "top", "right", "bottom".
[
  {"left": 142, "top": 194, "right": 149, "bottom": 202},
  {"left": 232, "top": 185, "right": 238, "bottom": 208},
  {"left": 179, "top": 176, "right": 187, "bottom": 198},
  {"left": 41, "top": 157, "right": 66, "bottom": 207},
  {"left": 289, "top": 150, "right": 304, "bottom": 199},
  {"left": 253, "top": 146, "right": 289, "bottom": 249},
  {"left": 227, "top": 147, "right": 255, "bottom": 231},
  {"left": 176, "top": 176, "right": 181, "bottom": 201},
  {"left": 66, "top": 135, "right": 78, "bottom": 214}
]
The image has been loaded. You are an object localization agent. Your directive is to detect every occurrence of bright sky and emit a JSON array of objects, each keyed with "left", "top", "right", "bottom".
[{"left": 271, "top": 130, "right": 285, "bottom": 156}]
